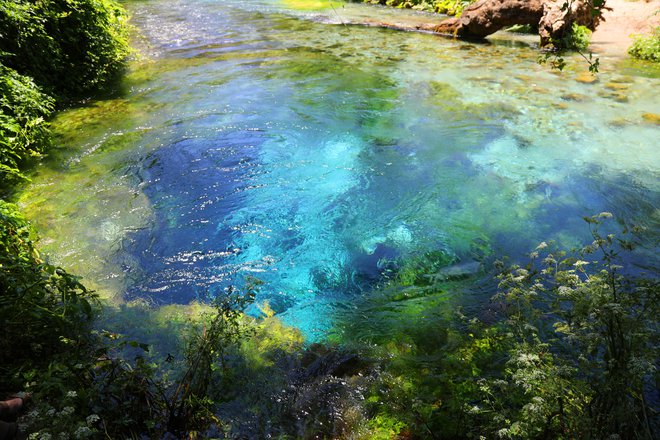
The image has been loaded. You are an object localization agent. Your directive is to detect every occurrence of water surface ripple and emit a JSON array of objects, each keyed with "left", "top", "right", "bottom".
[{"left": 19, "top": 0, "right": 660, "bottom": 339}]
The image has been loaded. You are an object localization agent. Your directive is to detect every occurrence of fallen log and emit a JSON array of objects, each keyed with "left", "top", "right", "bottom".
[{"left": 427, "top": 0, "right": 603, "bottom": 46}]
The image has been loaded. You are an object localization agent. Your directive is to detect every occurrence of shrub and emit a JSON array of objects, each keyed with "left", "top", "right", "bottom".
[
  {"left": 0, "top": 64, "right": 53, "bottom": 184},
  {"left": 0, "top": 0, "right": 130, "bottom": 99},
  {"left": 0, "top": 200, "right": 96, "bottom": 390},
  {"left": 490, "top": 213, "right": 659, "bottom": 438},
  {"left": 356, "top": 0, "right": 477, "bottom": 16},
  {"left": 629, "top": 27, "right": 660, "bottom": 62},
  {"left": 560, "top": 22, "right": 592, "bottom": 52}
]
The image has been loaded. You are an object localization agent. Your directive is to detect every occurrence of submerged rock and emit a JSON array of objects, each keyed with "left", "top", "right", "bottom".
[
  {"left": 561, "top": 93, "right": 590, "bottom": 102},
  {"left": 300, "top": 347, "right": 369, "bottom": 379},
  {"left": 576, "top": 72, "right": 598, "bottom": 84},
  {"left": 598, "top": 90, "right": 629, "bottom": 103},
  {"left": 605, "top": 82, "right": 629, "bottom": 91},
  {"left": 427, "top": 260, "right": 481, "bottom": 282},
  {"left": 607, "top": 117, "right": 631, "bottom": 128},
  {"left": 642, "top": 112, "right": 660, "bottom": 125}
]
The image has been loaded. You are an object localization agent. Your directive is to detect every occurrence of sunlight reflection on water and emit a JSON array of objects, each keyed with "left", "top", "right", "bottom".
[{"left": 18, "top": 0, "right": 660, "bottom": 340}]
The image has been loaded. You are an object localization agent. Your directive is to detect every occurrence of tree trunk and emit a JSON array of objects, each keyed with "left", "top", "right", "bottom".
[{"left": 426, "top": 0, "right": 601, "bottom": 46}]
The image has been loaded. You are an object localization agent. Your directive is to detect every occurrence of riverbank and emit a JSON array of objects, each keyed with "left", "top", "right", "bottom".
[
  {"left": 591, "top": 0, "right": 660, "bottom": 55},
  {"left": 6, "top": 0, "right": 659, "bottom": 437},
  {"left": 321, "top": 0, "right": 659, "bottom": 59}
]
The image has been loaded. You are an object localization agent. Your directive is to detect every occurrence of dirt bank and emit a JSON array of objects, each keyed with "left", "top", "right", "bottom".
[{"left": 591, "top": 0, "right": 660, "bottom": 55}]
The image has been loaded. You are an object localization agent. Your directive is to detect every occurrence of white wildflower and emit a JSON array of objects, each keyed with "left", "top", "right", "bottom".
[
  {"left": 60, "top": 406, "right": 75, "bottom": 416},
  {"left": 536, "top": 241, "right": 548, "bottom": 250},
  {"left": 557, "top": 285, "right": 572, "bottom": 296},
  {"left": 74, "top": 426, "right": 93, "bottom": 439},
  {"left": 66, "top": 391, "right": 77, "bottom": 398},
  {"left": 86, "top": 414, "right": 100, "bottom": 426}
]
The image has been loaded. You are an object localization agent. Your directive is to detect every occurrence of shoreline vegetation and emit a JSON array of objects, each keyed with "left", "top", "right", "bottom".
[
  {"left": 1, "top": 0, "right": 659, "bottom": 438},
  {"left": 348, "top": 0, "right": 659, "bottom": 61}
]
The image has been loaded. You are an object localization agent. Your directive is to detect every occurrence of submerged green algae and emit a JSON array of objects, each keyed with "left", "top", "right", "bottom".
[{"left": 15, "top": 0, "right": 660, "bottom": 340}]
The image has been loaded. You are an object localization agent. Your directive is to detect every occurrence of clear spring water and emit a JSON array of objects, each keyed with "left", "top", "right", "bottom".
[{"left": 18, "top": 0, "right": 660, "bottom": 340}]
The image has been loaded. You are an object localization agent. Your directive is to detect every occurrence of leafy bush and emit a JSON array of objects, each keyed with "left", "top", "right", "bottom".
[
  {"left": 486, "top": 213, "right": 658, "bottom": 438},
  {"left": 559, "top": 22, "right": 592, "bottom": 52},
  {"left": 629, "top": 27, "right": 660, "bottom": 62},
  {"left": 336, "top": 214, "right": 658, "bottom": 439},
  {"left": 15, "top": 283, "right": 262, "bottom": 438},
  {"left": 433, "top": 0, "right": 474, "bottom": 16},
  {"left": 357, "top": 0, "right": 477, "bottom": 16},
  {"left": 466, "top": 215, "right": 656, "bottom": 438},
  {"left": 0, "top": 200, "right": 96, "bottom": 390},
  {"left": 0, "top": 64, "right": 53, "bottom": 184},
  {"left": 0, "top": 0, "right": 130, "bottom": 99}
]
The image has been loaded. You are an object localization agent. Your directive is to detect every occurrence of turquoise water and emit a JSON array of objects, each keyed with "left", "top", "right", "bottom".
[{"left": 19, "top": 0, "right": 660, "bottom": 340}]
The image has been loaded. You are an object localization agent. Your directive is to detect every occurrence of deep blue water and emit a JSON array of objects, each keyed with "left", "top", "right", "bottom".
[{"left": 19, "top": 0, "right": 660, "bottom": 340}]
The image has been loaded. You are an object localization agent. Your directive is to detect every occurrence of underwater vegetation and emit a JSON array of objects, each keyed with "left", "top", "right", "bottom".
[
  {"left": 10, "top": 212, "right": 657, "bottom": 439},
  {"left": 2, "top": 0, "right": 659, "bottom": 438}
]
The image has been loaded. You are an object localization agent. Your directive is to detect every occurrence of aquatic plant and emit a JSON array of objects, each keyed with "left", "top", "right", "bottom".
[{"left": 164, "top": 282, "right": 259, "bottom": 436}]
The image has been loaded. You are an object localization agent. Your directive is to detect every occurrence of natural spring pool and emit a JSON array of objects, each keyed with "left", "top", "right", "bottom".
[{"left": 17, "top": 0, "right": 660, "bottom": 341}]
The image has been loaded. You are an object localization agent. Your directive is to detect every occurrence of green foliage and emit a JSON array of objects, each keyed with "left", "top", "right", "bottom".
[
  {"left": 358, "top": 0, "right": 476, "bottom": 16},
  {"left": 0, "top": 0, "right": 130, "bottom": 99},
  {"left": 481, "top": 213, "right": 658, "bottom": 438},
  {"left": 164, "top": 282, "right": 259, "bottom": 436},
  {"left": 0, "top": 200, "right": 97, "bottom": 391},
  {"left": 337, "top": 214, "right": 658, "bottom": 439},
  {"left": 0, "top": 0, "right": 130, "bottom": 187},
  {"left": 19, "top": 337, "right": 159, "bottom": 439},
  {"left": 628, "top": 27, "right": 660, "bottom": 62},
  {"left": 563, "top": 23, "right": 592, "bottom": 52},
  {"left": 433, "top": 0, "right": 473, "bottom": 16},
  {"left": 17, "top": 283, "right": 261, "bottom": 438},
  {"left": 0, "top": 64, "right": 53, "bottom": 184},
  {"left": 540, "top": 23, "right": 597, "bottom": 72}
]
